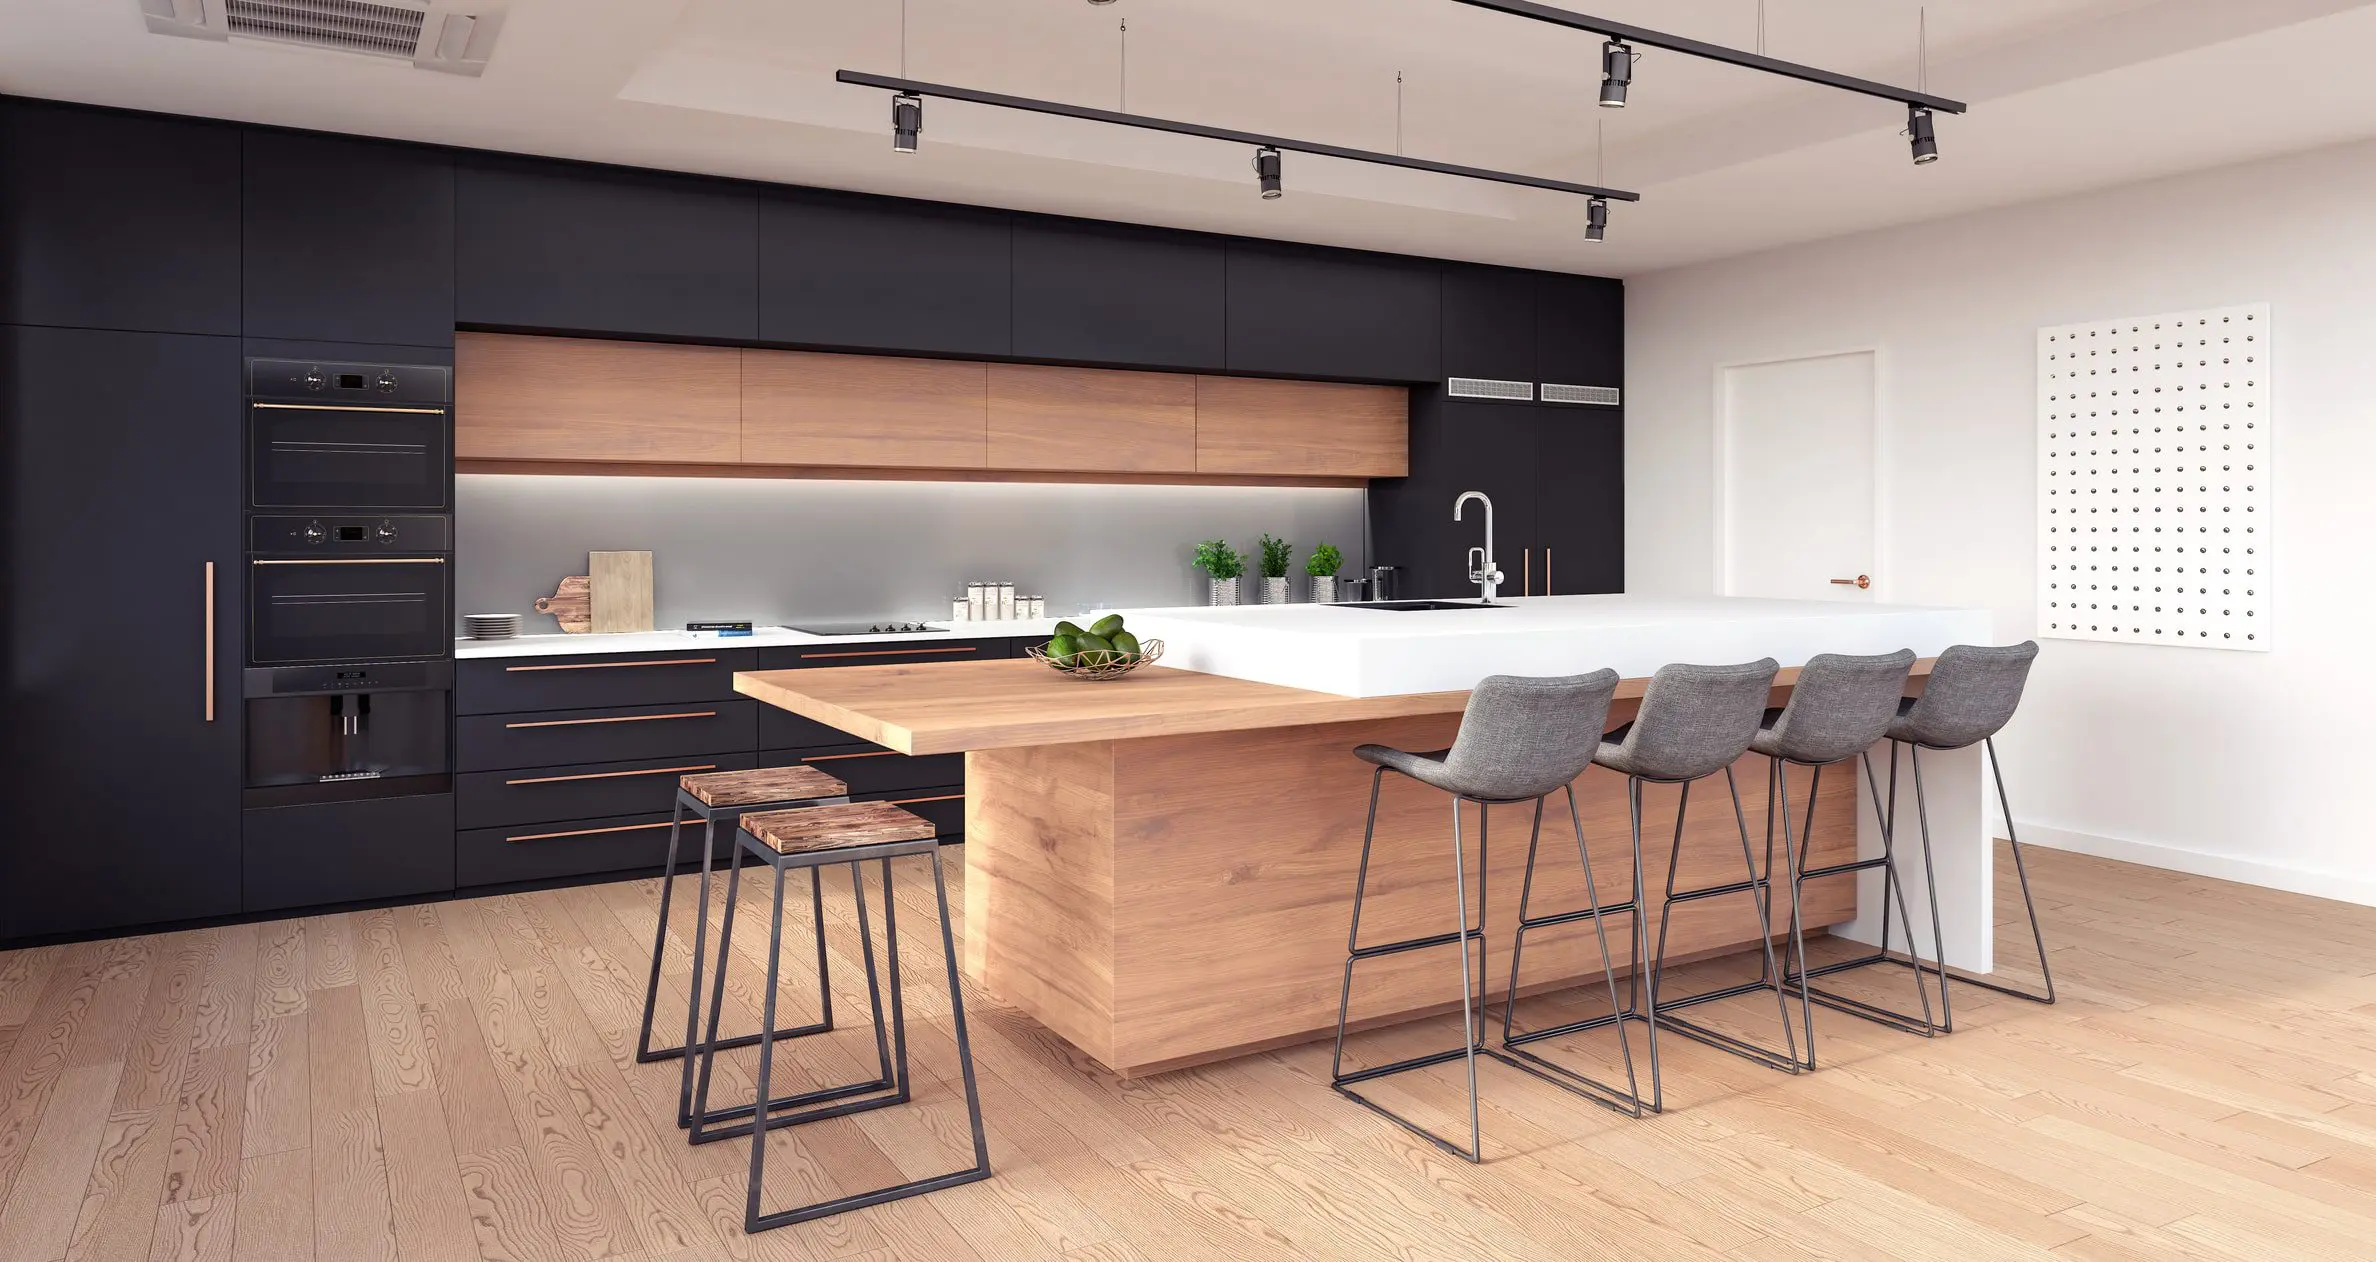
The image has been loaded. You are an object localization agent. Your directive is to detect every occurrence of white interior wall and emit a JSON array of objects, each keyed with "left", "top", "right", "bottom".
[{"left": 1625, "top": 135, "right": 2376, "bottom": 906}]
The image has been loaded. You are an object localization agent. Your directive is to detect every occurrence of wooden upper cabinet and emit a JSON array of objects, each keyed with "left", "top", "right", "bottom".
[
  {"left": 455, "top": 333, "right": 741, "bottom": 463},
  {"left": 986, "top": 364, "right": 1196, "bottom": 473},
  {"left": 742, "top": 350, "right": 987, "bottom": 469},
  {"left": 1193, "top": 377, "right": 1408, "bottom": 478}
]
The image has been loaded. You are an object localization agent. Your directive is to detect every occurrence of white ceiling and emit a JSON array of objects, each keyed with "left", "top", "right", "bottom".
[{"left": 6, "top": 0, "right": 2375, "bottom": 275}]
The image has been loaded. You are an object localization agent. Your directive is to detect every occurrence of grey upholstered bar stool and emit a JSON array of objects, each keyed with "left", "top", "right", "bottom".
[
  {"left": 631, "top": 765, "right": 851, "bottom": 1133},
  {"left": 1503, "top": 659, "right": 1791, "bottom": 1115},
  {"left": 1331, "top": 669, "right": 1625, "bottom": 1161},
  {"left": 1737, "top": 650, "right": 1938, "bottom": 1068},
  {"left": 1860, "top": 641, "right": 2053, "bottom": 1031}
]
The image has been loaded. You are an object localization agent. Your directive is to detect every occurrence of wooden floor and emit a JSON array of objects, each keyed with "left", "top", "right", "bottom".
[{"left": 4, "top": 842, "right": 2376, "bottom": 1262}]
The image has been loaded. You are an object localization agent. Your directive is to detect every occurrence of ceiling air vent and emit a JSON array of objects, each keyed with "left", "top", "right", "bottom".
[
  {"left": 1446, "top": 377, "right": 1534, "bottom": 402},
  {"left": 138, "top": 0, "right": 503, "bottom": 76},
  {"left": 1541, "top": 383, "right": 1622, "bottom": 407}
]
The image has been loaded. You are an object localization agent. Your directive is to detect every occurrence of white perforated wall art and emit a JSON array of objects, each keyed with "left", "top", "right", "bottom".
[{"left": 2038, "top": 303, "right": 2270, "bottom": 651}]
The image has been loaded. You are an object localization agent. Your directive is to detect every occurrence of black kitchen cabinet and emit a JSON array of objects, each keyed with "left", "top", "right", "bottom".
[
  {"left": 1535, "top": 271, "right": 1624, "bottom": 392},
  {"left": 242, "top": 793, "right": 454, "bottom": 913},
  {"left": 0, "top": 98, "right": 240, "bottom": 336},
  {"left": 1440, "top": 262, "right": 1539, "bottom": 386},
  {"left": 456, "top": 158, "right": 758, "bottom": 341},
  {"left": 1534, "top": 410, "right": 1625, "bottom": 594},
  {"left": 0, "top": 326, "right": 244, "bottom": 942},
  {"left": 243, "top": 129, "right": 455, "bottom": 347},
  {"left": 1012, "top": 219, "right": 1224, "bottom": 370},
  {"left": 1224, "top": 241, "right": 1441, "bottom": 382},
  {"left": 760, "top": 190, "right": 1011, "bottom": 357}
]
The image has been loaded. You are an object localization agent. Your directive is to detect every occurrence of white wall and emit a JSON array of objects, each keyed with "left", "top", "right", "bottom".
[{"left": 1625, "top": 136, "right": 2376, "bottom": 906}]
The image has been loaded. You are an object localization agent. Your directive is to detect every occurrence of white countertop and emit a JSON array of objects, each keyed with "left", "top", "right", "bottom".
[
  {"left": 453, "top": 618, "right": 1078, "bottom": 659},
  {"left": 1125, "top": 595, "right": 1997, "bottom": 698}
]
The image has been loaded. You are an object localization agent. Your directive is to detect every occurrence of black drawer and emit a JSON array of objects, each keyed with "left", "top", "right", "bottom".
[
  {"left": 757, "top": 704, "right": 861, "bottom": 750},
  {"left": 762, "top": 745, "right": 962, "bottom": 796},
  {"left": 458, "top": 810, "right": 731, "bottom": 888},
  {"left": 853, "top": 785, "right": 966, "bottom": 842},
  {"left": 459, "top": 700, "right": 757, "bottom": 772},
  {"left": 458, "top": 648, "right": 756, "bottom": 715},
  {"left": 243, "top": 792, "right": 454, "bottom": 913},
  {"left": 457, "top": 751, "right": 756, "bottom": 830},
  {"left": 755, "top": 638, "right": 1012, "bottom": 671}
]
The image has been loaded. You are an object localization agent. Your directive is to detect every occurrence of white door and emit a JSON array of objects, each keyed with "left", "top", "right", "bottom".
[{"left": 1720, "top": 351, "right": 1878, "bottom": 601}]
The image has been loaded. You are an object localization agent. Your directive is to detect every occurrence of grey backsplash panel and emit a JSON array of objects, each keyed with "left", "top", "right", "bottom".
[{"left": 457, "top": 474, "right": 1367, "bottom": 630}]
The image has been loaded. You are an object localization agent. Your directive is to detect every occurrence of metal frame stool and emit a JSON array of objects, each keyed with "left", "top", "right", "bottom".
[
  {"left": 632, "top": 766, "right": 849, "bottom": 1132},
  {"left": 1854, "top": 641, "right": 2053, "bottom": 1031},
  {"left": 1506, "top": 658, "right": 1795, "bottom": 1115},
  {"left": 691, "top": 800, "right": 991, "bottom": 1231},
  {"left": 1331, "top": 670, "right": 1628, "bottom": 1161},
  {"left": 1738, "top": 650, "right": 1938, "bottom": 1068}
]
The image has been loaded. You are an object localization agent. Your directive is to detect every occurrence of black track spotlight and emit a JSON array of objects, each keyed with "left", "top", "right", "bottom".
[
  {"left": 1253, "top": 145, "right": 1282, "bottom": 199},
  {"left": 892, "top": 92, "right": 923, "bottom": 153},
  {"left": 1599, "top": 40, "right": 1633, "bottom": 108},
  {"left": 1906, "top": 105, "right": 1938, "bottom": 165},
  {"left": 1585, "top": 196, "right": 1608, "bottom": 243}
]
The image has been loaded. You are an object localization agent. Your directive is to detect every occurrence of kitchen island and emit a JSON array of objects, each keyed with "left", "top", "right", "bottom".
[{"left": 736, "top": 595, "right": 1995, "bottom": 1078}]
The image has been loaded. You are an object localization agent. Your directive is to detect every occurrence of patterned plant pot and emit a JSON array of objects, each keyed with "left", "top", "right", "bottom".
[
  {"left": 1208, "top": 576, "right": 1240, "bottom": 606},
  {"left": 1261, "top": 576, "right": 1290, "bottom": 605},
  {"left": 1310, "top": 574, "right": 1336, "bottom": 603}
]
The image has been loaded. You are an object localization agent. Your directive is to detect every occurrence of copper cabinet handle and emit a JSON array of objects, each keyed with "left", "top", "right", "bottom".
[
  {"left": 887, "top": 793, "right": 962, "bottom": 806},
  {"left": 505, "top": 820, "right": 676, "bottom": 844},
  {"left": 799, "top": 750, "right": 899, "bottom": 762},
  {"left": 1523, "top": 547, "right": 1531, "bottom": 597},
  {"left": 503, "top": 657, "right": 718, "bottom": 673},
  {"left": 1830, "top": 575, "right": 1872, "bottom": 590},
  {"left": 252, "top": 402, "right": 447, "bottom": 414},
  {"left": 503, "top": 763, "right": 717, "bottom": 786},
  {"left": 503, "top": 710, "right": 717, "bottom": 730},
  {"left": 203, "top": 561, "right": 217, "bottom": 723},
  {"left": 797, "top": 646, "right": 981, "bottom": 660},
  {"left": 1545, "top": 547, "right": 1552, "bottom": 595},
  {"left": 251, "top": 557, "right": 446, "bottom": 566}
]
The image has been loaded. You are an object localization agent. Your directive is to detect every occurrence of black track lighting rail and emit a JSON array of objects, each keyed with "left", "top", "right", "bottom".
[
  {"left": 1443, "top": 0, "right": 1967, "bottom": 114},
  {"left": 835, "top": 70, "right": 1644, "bottom": 202}
]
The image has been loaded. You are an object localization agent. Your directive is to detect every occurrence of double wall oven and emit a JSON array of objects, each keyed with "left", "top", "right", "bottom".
[{"left": 243, "top": 359, "right": 455, "bottom": 807}]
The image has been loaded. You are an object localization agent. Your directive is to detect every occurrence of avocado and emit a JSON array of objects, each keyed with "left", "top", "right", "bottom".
[
  {"left": 1073, "top": 633, "right": 1115, "bottom": 658},
  {"left": 1053, "top": 620, "right": 1085, "bottom": 638},
  {"left": 1109, "top": 630, "right": 1142, "bottom": 658},
  {"left": 1044, "top": 634, "right": 1079, "bottom": 665},
  {"left": 1088, "top": 613, "right": 1127, "bottom": 639}
]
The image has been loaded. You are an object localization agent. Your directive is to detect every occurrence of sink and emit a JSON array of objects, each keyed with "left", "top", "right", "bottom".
[{"left": 1339, "top": 600, "right": 1513, "bottom": 612}]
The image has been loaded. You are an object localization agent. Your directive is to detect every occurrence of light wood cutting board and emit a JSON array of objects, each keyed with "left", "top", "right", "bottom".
[
  {"left": 534, "top": 575, "right": 591, "bottom": 633},
  {"left": 590, "top": 550, "right": 654, "bottom": 633}
]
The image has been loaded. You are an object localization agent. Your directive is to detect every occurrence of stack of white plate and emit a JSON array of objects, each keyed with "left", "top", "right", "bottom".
[{"left": 464, "top": 613, "right": 521, "bottom": 640}]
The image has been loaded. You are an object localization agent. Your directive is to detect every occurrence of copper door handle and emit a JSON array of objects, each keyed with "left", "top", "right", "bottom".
[
  {"left": 1830, "top": 575, "right": 1872, "bottom": 590},
  {"left": 203, "top": 561, "right": 217, "bottom": 722},
  {"left": 1523, "top": 548, "right": 1531, "bottom": 597},
  {"left": 1545, "top": 546, "right": 1553, "bottom": 595}
]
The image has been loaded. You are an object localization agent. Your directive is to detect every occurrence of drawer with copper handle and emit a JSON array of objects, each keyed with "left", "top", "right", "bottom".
[
  {"left": 850, "top": 785, "right": 967, "bottom": 844},
  {"left": 458, "top": 809, "right": 733, "bottom": 889},
  {"left": 458, "top": 648, "right": 757, "bottom": 715},
  {"left": 760, "top": 744, "right": 962, "bottom": 796},
  {"left": 458, "top": 699, "right": 757, "bottom": 772},
  {"left": 754, "top": 638, "right": 1017, "bottom": 672},
  {"left": 456, "top": 751, "right": 757, "bottom": 830}
]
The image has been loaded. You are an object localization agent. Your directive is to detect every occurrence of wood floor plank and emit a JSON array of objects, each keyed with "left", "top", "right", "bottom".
[
  {"left": 62, "top": 1109, "right": 171, "bottom": 1262},
  {"left": 375, "top": 1086, "right": 481, "bottom": 1262},
  {"left": 111, "top": 933, "right": 214, "bottom": 1114},
  {"left": 357, "top": 910, "right": 439, "bottom": 1097},
  {"left": 146, "top": 1192, "right": 237, "bottom": 1262},
  {"left": 0, "top": 1061, "right": 121, "bottom": 1262},
  {"left": 306, "top": 916, "right": 362, "bottom": 993},
  {"left": 188, "top": 924, "right": 256, "bottom": 1052},
  {"left": 242, "top": 1013, "right": 308, "bottom": 1160},
  {"left": 308, "top": 987, "right": 398, "bottom": 1262},
  {"left": 232, "top": 1148, "right": 313, "bottom": 1262},
  {"left": 161, "top": 1041, "right": 245, "bottom": 1203},
  {"left": 251, "top": 920, "right": 307, "bottom": 1026}
]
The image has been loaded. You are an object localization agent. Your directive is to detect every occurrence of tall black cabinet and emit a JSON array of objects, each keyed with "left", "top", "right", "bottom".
[{"left": 0, "top": 326, "right": 244, "bottom": 940}]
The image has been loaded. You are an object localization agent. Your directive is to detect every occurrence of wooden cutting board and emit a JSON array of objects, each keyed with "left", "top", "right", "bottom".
[
  {"left": 533, "top": 575, "right": 591, "bottom": 633},
  {"left": 590, "top": 550, "right": 655, "bottom": 633}
]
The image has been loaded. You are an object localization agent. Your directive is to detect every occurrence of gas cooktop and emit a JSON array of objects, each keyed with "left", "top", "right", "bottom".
[{"left": 788, "top": 620, "right": 947, "bottom": 637}]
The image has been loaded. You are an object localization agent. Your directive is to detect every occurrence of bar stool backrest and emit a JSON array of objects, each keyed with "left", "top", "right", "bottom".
[
  {"left": 1891, "top": 641, "right": 2040, "bottom": 750},
  {"left": 1605, "top": 659, "right": 1781, "bottom": 782},
  {"left": 1761, "top": 649, "right": 1917, "bottom": 765},
  {"left": 1442, "top": 669, "right": 1622, "bottom": 802}
]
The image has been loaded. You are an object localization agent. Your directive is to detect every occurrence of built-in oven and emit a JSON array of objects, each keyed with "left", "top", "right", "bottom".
[
  {"left": 246, "top": 514, "right": 451, "bottom": 668},
  {"left": 247, "top": 358, "right": 451, "bottom": 511}
]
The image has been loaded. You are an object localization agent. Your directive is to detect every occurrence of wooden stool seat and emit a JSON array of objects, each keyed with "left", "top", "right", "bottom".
[
  {"left": 681, "top": 764, "right": 846, "bottom": 807},
  {"left": 741, "top": 801, "right": 936, "bottom": 856}
]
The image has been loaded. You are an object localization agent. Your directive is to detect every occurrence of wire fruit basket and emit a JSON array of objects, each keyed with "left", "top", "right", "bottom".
[{"left": 1024, "top": 637, "right": 1164, "bottom": 681}]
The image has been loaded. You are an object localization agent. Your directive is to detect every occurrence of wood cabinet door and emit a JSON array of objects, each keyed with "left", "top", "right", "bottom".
[
  {"left": 742, "top": 350, "right": 987, "bottom": 469},
  {"left": 454, "top": 332, "right": 741, "bottom": 464},
  {"left": 987, "top": 364, "right": 1196, "bottom": 473},
  {"left": 1193, "top": 376, "right": 1408, "bottom": 478}
]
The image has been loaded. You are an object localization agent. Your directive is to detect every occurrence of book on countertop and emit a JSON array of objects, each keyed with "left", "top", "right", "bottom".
[{"left": 686, "top": 621, "right": 753, "bottom": 635}]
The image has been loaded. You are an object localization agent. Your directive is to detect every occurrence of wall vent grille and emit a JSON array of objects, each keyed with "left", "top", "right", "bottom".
[
  {"left": 225, "top": 0, "right": 425, "bottom": 58},
  {"left": 1541, "top": 383, "right": 1621, "bottom": 407},
  {"left": 1446, "top": 377, "right": 1533, "bottom": 402}
]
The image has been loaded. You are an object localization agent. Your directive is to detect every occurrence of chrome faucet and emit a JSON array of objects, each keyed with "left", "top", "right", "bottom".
[{"left": 1454, "top": 490, "right": 1503, "bottom": 604}]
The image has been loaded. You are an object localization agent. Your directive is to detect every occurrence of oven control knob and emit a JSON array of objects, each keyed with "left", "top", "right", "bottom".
[
  {"left": 303, "top": 368, "right": 326, "bottom": 391},
  {"left": 374, "top": 520, "right": 398, "bottom": 543},
  {"left": 303, "top": 520, "right": 326, "bottom": 544},
  {"left": 375, "top": 371, "right": 397, "bottom": 393}
]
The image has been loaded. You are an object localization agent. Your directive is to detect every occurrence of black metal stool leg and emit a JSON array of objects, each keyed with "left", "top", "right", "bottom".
[
  {"left": 1951, "top": 738, "right": 2057, "bottom": 1004},
  {"left": 1499, "top": 785, "right": 1648, "bottom": 1118},
  {"left": 634, "top": 796, "right": 690, "bottom": 1064},
  {"left": 1649, "top": 769, "right": 1804, "bottom": 1075},
  {"left": 1779, "top": 749, "right": 1940, "bottom": 1043}
]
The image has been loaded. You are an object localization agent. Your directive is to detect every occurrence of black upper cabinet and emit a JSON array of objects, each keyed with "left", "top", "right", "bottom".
[
  {"left": 1534, "top": 271, "right": 1624, "bottom": 390},
  {"left": 761, "top": 191, "right": 1010, "bottom": 357},
  {"left": 1381, "top": 393, "right": 1539, "bottom": 599},
  {"left": 456, "top": 158, "right": 758, "bottom": 341},
  {"left": 0, "top": 99, "right": 240, "bottom": 335},
  {"left": 1012, "top": 219, "right": 1223, "bottom": 370},
  {"left": 1, "top": 326, "right": 244, "bottom": 941},
  {"left": 244, "top": 129, "right": 455, "bottom": 347},
  {"left": 1440, "top": 263, "right": 1538, "bottom": 385},
  {"left": 1224, "top": 242, "right": 1441, "bottom": 382},
  {"left": 1534, "top": 409, "right": 1625, "bottom": 594}
]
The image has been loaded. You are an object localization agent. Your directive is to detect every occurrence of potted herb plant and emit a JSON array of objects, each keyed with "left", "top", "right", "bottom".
[
  {"left": 1306, "top": 541, "right": 1345, "bottom": 603},
  {"left": 1193, "top": 538, "right": 1245, "bottom": 606},
  {"left": 1257, "top": 534, "right": 1294, "bottom": 604}
]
